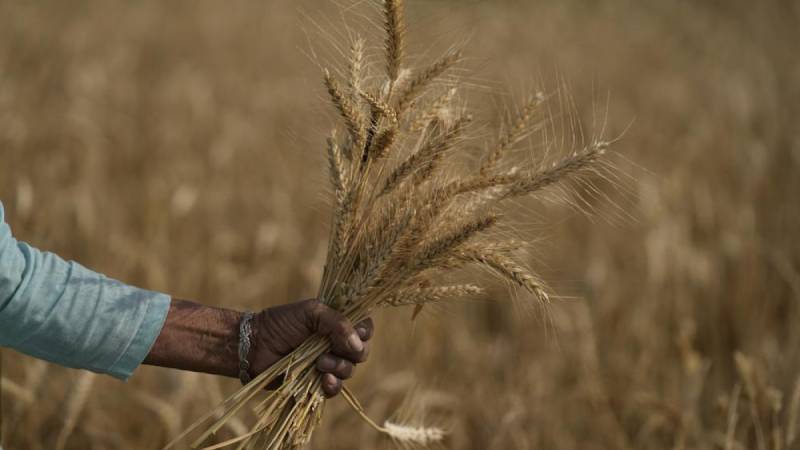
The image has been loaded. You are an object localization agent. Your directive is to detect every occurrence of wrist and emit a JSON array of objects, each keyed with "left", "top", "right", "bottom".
[{"left": 144, "top": 298, "right": 244, "bottom": 378}]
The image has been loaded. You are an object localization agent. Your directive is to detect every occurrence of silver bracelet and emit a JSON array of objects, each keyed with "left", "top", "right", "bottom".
[{"left": 238, "top": 312, "right": 255, "bottom": 385}]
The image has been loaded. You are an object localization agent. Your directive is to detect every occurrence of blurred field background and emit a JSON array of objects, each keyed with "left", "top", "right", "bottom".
[{"left": 1, "top": 0, "right": 799, "bottom": 449}]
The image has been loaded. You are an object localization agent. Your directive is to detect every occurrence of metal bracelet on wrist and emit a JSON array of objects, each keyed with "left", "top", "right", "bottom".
[{"left": 238, "top": 312, "right": 255, "bottom": 385}]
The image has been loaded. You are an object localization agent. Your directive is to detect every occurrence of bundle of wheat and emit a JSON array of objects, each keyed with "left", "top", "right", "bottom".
[{"left": 167, "top": 0, "right": 614, "bottom": 448}]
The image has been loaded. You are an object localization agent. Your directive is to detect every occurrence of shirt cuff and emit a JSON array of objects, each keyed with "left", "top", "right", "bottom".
[{"left": 106, "top": 293, "right": 171, "bottom": 380}]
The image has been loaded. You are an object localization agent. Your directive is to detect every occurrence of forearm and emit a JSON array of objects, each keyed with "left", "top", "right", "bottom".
[
  {"left": 143, "top": 298, "right": 242, "bottom": 378},
  {"left": 2, "top": 200, "right": 171, "bottom": 379}
]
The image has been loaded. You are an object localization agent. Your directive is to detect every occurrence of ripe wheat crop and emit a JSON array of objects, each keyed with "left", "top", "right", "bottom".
[{"left": 166, "top": 1, "right": 614, "bottom": 448}]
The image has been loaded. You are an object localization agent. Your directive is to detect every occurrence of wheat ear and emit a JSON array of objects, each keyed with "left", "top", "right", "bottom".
[
  {"left": 480, "top": 93, "right": 545, "bottom": 176},
  {"left": 383, "top": 0, "right": 406, "bottom": 86},
  {"left": 327, "top": 131, "right": 348, "bottom": 204},
  {"left": 457, "top": 249, "right": 549, "bottom": 303},
  {"left": 396, "top": 50, "right": 462, "bottom": 114},
  {"left": 348, "top": 36, "right": 365, "bottom": 97},
  {"left": 324, "top": 69, "right": 364, "bottom": 148},
  {"left": 412, "top": 214, "right": 498, "bottom": 272},
  {"left": 381, "top": 115, "right": 471, "bottom": 196},
  {"left": 500, "top": 141, "right": 607, "bottom": 200},
  {"left": 341, "top": 387, "right": 445, "bottom": 447},
  {"left": 383, "top": 284, "right": 483, "bottom": 307}
]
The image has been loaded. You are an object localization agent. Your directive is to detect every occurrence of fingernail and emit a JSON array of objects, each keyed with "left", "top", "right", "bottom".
[
  {"left": 347, "top": 333, "right": 364, "bottom": 353},
  {"left": 356, "top": 327, "right": 368, "bottom": 339},
  {"left": 318, "top": 354, "right": 336, "bottom": 371}
]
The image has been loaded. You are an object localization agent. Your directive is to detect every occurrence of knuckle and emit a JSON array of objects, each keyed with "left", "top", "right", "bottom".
[
  {"left": 316, "top": 354, "right": 335, "bottom": 372},
  {"left": 333, "top": 321, "right": 352, "bottom": 338},
  {"left": 338, "top": 361, "right": 354, "bottom": 379}
]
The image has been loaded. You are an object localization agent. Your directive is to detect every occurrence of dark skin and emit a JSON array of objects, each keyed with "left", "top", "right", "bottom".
[{"left": 143, "top": 298, "right": 373, "bottom": 397}]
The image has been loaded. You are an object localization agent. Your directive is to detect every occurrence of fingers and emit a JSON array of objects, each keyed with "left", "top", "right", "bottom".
[
  {"left": 305, "top": 301, "right": 375, "bottom": 397},
  {"left": 306, "top": 301, "right": 370, "bottom": 363},
  {"left": 316, "top": 354, "right": 354, "bottom": 379},
  {"left": 355, "top": 318, "right": 374, "bottom": 341},
  {"left": 320, "top": 373, "right": 342, "bottom": 398},
  {"left": 315, "top": 353, "right": 355, "bottom": 398}
]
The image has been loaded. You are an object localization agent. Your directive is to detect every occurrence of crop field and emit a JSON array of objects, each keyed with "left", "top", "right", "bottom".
[{"left": 0, "top": 0, "right": 799, "bottom": 449}]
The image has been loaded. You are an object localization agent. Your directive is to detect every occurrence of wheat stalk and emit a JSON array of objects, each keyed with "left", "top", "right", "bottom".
[{"left": 169, "top": 1, "right": 615, "bottom": 448}]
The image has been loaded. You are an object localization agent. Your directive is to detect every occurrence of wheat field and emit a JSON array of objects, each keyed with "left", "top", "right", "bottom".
[{"left": 1, "top": 0, "right": 799, "bottom": 449}]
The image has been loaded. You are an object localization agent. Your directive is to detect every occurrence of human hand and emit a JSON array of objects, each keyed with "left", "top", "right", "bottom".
[{"left": 250, "top": 299, "right": 373, "bottom": 397}]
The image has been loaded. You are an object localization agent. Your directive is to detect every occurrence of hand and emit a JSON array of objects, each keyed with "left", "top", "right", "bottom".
[
  {"left": 250, "top": 299, "right": 373, "bottom": 397},
  {"left": 144, "top": 298, "right": 372, "bottom": 398}
]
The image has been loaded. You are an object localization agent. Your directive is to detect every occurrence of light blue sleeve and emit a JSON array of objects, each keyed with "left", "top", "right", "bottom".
[{"left": 0, "top": 201, "right": 171, "bottom": 380}]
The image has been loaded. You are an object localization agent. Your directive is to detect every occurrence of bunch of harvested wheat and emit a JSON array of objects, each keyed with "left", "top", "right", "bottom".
[{"left": 168, "top": 1, "right": 613, "bottom": 448}]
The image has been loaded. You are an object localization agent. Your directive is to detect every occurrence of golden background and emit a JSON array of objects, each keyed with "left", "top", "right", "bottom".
[{"left": 1, "top": 0, "right": 798, "bottom": 448}]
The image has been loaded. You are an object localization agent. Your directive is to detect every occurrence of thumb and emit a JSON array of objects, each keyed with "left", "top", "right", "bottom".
[{"left": 304, "top": 300, "right": 364, "bottom": 358}]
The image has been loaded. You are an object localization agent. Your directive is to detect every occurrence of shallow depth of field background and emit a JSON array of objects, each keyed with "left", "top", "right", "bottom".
[{"left": 1, "top": 0, "right": 799, "bottom": 449}]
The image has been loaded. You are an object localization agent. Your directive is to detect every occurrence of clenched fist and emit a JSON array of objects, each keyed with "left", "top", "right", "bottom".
[{"left": 251, "top": 299, "right": 373, "bottom": 397}]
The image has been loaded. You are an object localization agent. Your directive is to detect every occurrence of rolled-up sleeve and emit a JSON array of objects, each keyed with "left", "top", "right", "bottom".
[{"left": 0, "top": 201, "right": 171, "bottom": 380}]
